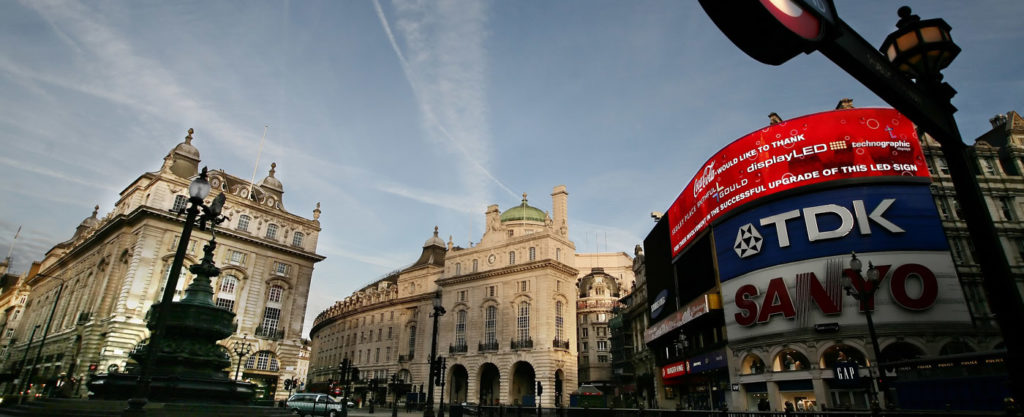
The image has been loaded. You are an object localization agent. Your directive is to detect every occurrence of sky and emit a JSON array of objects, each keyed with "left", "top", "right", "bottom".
[{"left": 1, "top": 1, "right": 1022, "bottom": 337}]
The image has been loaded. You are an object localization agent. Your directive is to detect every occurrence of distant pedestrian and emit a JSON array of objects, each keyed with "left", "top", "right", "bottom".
[{"left": 784, "top": 401, "right": 795, "bottom": 412}]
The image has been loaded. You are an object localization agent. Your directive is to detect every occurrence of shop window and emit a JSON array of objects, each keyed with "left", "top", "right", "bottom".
[
  {"left": 741, "top": 354, "right": 767, "bottom": 375},
  {"left": 773, "top": 349, "right": 810, "bottom": 372},
  {"left": 819, "top": 344, "right": 868, "bottom": 369}
]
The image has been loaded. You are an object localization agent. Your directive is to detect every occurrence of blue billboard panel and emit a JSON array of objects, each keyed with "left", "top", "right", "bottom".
[{"left": 714, "top": 184, "right": 947, "bottom": 282}]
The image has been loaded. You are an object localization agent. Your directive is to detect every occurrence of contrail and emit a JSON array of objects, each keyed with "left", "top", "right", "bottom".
[{"left": 372, "top": 0, "right": 517, "bottom": 199}]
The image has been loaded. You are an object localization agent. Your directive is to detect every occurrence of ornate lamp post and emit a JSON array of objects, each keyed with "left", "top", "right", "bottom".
[
  {"left": 424, "top": 288, "right": 446, "bottom": 417},
  {"left": 391, "top": 373, "right": 400, "bottom": 417},
  {"left": 124, "top": 164, "right": 228, "bottom": 416},
  {"left": 436, "top": 357, "right": 447, "bottom": 417},
  {"left": 231, "top": 335, "right": 254, "bottom": 381},
  {"left": 845, "top": 252, "right": 887, "bottom": 409}
]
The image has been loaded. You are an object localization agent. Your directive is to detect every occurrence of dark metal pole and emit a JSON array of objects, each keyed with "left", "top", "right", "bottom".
[
  {"left": 15, "top": 325, "right": 40, "bottom": 403},
  {"left": 816, "top": 16, "right": 1024, "bottom": 404},
  {"left": 425, "top": 309, "right": 441, "bottom": 417},
  {"left": 862, "top": 295, "right": 886, "bottom": 408},
  {"left": 23, "top": 279, "right": 65, "bottom": 402},
  {"left": 124, "top": 198, "right": 200, "bottom": 416}
]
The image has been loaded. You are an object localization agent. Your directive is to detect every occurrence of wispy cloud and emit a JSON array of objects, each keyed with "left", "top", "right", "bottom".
[{"left": 373, "top": 0, "right": 516, "bottom": 201}]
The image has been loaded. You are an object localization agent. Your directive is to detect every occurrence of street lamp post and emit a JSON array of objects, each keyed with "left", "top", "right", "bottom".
[
  {"left": 391, "top": 373, "right": 400, "bottom": 417},
  {"left": 21, "top": 274, "right": 66, "bottom": 403},
  {"left": 124, "top": 165, "right": 226, "bottom": 416},
  {"left": 424, "top": 289, "right": 446, "bottom": 417},
  {"left": 436, "top": 357, "right": 447, "bottom": 417},
  {"left": 845, "top": 252, "right": 887, "bottom": 409},
  {"left": 231, "top": 335, "right": 254, "bottom": 381},
  {"left": 15, "top": 325, "right": 40, "bottom": 402}
]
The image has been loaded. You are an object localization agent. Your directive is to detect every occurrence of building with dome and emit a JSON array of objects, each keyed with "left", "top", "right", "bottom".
[
  {"left": 0, "top": 129, "right": 325, "bottom": 402},
  {"left": 309, "top": 186, "right": 634, "bottom": 408}
]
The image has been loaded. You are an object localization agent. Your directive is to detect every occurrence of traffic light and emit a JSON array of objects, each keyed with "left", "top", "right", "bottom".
[
  {"left": 536, "top": 381, "right": 542, "bottom": 396},
  {"left": 284, "top": 379, "right": 292, "bottom": 390},
  {"left": 391, "top": 374, "right": 397, "bottom": 384},
  {"left": 434, "top": 366, "right": 442, "bottom": 386}
]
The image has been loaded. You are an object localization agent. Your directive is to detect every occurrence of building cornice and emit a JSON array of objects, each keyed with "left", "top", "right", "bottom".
[
  {"left": 311, "top": 291, "right": 434, "bottom": 335},
  {"left": 435, "top": 259, "right": 579, "bottom": 287}
]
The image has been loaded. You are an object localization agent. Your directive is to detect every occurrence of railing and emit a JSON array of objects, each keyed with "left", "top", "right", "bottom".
[
  {"left": 511, "top": 338, "right": 533, "bottom": 350},
  {"left": 77, "top": 312, "right": 92, "bottom": 324},
  {"left": 399, "top": 354, "right": 414, "bottom": 362},
  {"left": 450, "top": 343, "right": 468, "bottom": 354},
  {"left": 553, "top": 339, "right": 570, "bottom": 349},
  {"left": 464, "top": 406, "right": 1008, "bottom": 417},
  {"left": 479, "top": 341, "right": 499, "bottom": 352},
  {"left": 254, "top": 326, "right": 284, "bottom": 340}
]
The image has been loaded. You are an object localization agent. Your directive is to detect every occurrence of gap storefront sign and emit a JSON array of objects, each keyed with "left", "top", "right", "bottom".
[{"left": 714, "top": 184, "right": 970, "bottom": 341}]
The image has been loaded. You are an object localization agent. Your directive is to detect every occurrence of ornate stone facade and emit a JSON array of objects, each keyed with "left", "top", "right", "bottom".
[
  {"left": 311, "top": 186, "right": 625, "bottom": 407},
  {"left": 0, "top": 130, "right": 324, "bottom": 401}
]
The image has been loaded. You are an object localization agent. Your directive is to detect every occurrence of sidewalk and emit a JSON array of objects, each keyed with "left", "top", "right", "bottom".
[{"left": 346, "top": 407, "right": 427, "bottom": 417}]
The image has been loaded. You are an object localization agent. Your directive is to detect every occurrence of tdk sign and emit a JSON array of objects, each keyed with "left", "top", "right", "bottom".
[
  {"left": 715, "top": 185, "right": 949, "bottom": 282},
  {"left": 733, "top": 198, "right": 904, "bottom": 259}
]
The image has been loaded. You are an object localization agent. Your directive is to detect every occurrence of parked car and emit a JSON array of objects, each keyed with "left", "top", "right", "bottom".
[{"left": 286, "top": 393, "right": 346, "bottom": 417}]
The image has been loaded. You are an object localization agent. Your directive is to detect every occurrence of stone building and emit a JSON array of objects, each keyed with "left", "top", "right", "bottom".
[
  {"left": 311, "top": 187, "right": 626, "bottom": 407},
  {"left": 0, "top": 130, "right": 324, "bottom": 401}
]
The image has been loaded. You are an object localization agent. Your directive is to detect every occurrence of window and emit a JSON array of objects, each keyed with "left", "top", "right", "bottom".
[
  {"left": 556, "top": 281, "right": 561, "bottom": 292},
  {"left": 582, "top": 342, "right": 588, "bottom": 352},
  {"left": 172, "top": 195, "right": 188, "bottom": 212},
  {"left": 581, "top": 356, "right": 589, "bottom": 365},
  {"left": 508, "top": 230, "right": 514, "bottom": 237},
  {"left": 455, "top": 310, "right": 467, "bottom": 347},
  {"left": 937, "top": 158, "right": 949, "bottom": 175},
  {"left": 455, "top": 263, "right": 461, "bottom": 275},
  {"left": 1000, "top": 197, "right": 1016, "bottom": 221},
  {"left": 268, "top": 285, "right": 284, "bottom": 303},
  {"left": 509, "top": 251, "right": 516, "bottom": 265},
  {"left": 472, "top": 259, "right": 478, "bottom": 272},
  {"left": 246, "top": 351, "right": 279, "bottom": 371},
  {"left": 936, "top": 197, "right": 952, "bottom": 219},
  {"left": 555, "top": 301, "right": 564, "bottom": 341},
  {"left": 581, "top": 328, "right": 589, "bottom": 339},
  {"left": 408, "top": 326, "right": 417, "bottom": 355},
  {"left": 292, "top": 232, "right": 305, "bottom": 247},
  {"left": 237, "top": 215, "right": 251, "bottom": 232},
  {"left": 266, "top": 224, "right": 278, "bottom": 239},
  {"left": 485, "top": 306, "right": 497, "bottom": 345},
  {"left": 529, "top": 247, "right": 536, "bottom": 261},
  {"left": 229, "top": 250, "right": 245, "bottom": 265},
  {"left": 598, "top": 355, "right": 609, "bottom": 363},
  {"left": 215, "top": 275, "right": 238, "bottom": 311},
  {"left": 519, "top": 281, "right": 527, "bottom": 292},
  {"left": 390, "top": 311, "right": 394, "bottom": 321},
  {"left": 597, "top": 340, "right": 608, "bottom": 351},
  {"left": 273, "top": 262, "right": 290, "bottom": 276},
  {"left": 458, "top": 290, "right": 467, "bottom": 302},
  {"left": 386, "top": 346, "right": 391, "bottom": 361},
  {"left": 556, "top": 248, "right": 561, "bottom": 261},
  {"left": 159, "top": 263, "right": 189, "bottom": 302},
  {"left": 261, "top": 307, "right": 281, "bottom": 334},
  {"left": 487, "top": 285, "right": 495, "bottom": 297},
  {"left": 378, "top": 328, "right": 383, "bottom": 341},
  {"left": 517, "top": 301, "right": 530, "bottom": 342},
  {"left": 375, "top": 348, "right": 380, "bottom": 363},
  {"left": 982, "top": 158, "right": 996, "bottom": 175}
]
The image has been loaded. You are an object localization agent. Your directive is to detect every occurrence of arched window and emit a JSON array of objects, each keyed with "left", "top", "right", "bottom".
[
  {"left": 266, "top": 224, "right": 278, "bottom": 239},
  {"left": 159, "top": 263, "right": 189, "bottom": 302},
  {"left": 555, "top": 301, "right": 564, "bottom": 341},
  {"left": 237, "top": 214, "right": 251, "bottom": 232},
  {"left": 509, "top": 251, "right": 516, "bottom": 265},
  {"left": 245, "top": 351, "right": 280, "bottom": 371},
  {"left": 517, "top": 301, "right": 530, "bottom": 342},
  {"left": 215, "top": 275, "right": 238, "bottom": 311},
  {"left": 172, "top": 195, "right": 188, "bottom": 212},
  {"left": 529, "top": 247, "right": 536, "bottom": 261},
  {"left": 455, "top": 310, "right": 467, "bottom": 347},
  {"left": 485, "top": 306, "right": 497, "bottom": 345},
  {"left": 292, "top": 231, "right": 304, "bottom": 247},
  {"left": 408, "top": 326, "right": 417, "bottom": 356}
]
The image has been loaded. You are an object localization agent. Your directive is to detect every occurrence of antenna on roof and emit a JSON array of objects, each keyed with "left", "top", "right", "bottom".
[
  {"left": 247, "top": 125, "right": 269, "bottom": 200},
  {"left": 5, "top": 225, "right": 20, "bottom": 266}
]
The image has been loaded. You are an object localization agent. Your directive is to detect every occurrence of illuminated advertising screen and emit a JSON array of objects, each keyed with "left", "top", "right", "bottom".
[
  {"left": 667, "top": 108, "right": 929, "bottom": 258},
  {"left": 713, "top": 184, "right": 970, "bottom": 341}
]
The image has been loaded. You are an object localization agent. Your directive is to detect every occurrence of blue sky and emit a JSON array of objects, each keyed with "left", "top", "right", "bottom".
[{"left": 2, "top": 1, "right": 1022, "bottom": 336}]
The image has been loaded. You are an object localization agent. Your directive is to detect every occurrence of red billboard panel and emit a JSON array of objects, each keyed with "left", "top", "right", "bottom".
[{"left": 667, "top": 108, "right": 928, "bottom": 257}]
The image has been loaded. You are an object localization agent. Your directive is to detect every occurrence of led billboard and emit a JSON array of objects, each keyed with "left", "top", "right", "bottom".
[{"left": 667, "top": 108, "right": 929, "bottom": 258}]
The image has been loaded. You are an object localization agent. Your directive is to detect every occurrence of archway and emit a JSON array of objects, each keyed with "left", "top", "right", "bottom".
[
  {"left": 773, "top": 348, "right": 810, "bottom": 372},
  {"left": 510, "top": 361, "right": 536, "bottom": 406},
  {"left": 940, "top": 340, "right": 975, "bottom": 355},
  {"left": 449, "top": 364, "right": 469, "bottom": 404},
  {"left": 740, "top": 353, "right": 767, "bottom": 375},
  {"left": 880, "top": 342, "right": 924, "bottom": 364},
  {"left": 478, "top": 363, "right": 500, "bottom": 405},
  {"left": 820, "top": 344, "right": 868, "bottom": 368},
  {"left": 554, "top": 369, "right": 564, "bottom": 407}
]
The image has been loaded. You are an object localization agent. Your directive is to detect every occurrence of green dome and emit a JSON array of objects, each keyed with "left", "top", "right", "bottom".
[{"left": 500, "top": 194, "right": 546, "bottom": 223}]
